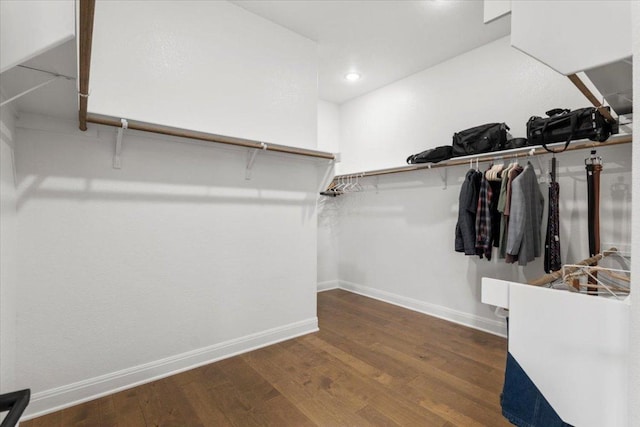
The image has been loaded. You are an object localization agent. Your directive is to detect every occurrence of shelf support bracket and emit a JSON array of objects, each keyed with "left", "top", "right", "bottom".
[
  {"left": 246, "top": 142, "right": 267, "bottom": 180},
  {"left": 113, "top": 118, "right": 128, "bottom": 169},
  {"left": 439, "top": 167, "right": 447, "bottom": 190}
]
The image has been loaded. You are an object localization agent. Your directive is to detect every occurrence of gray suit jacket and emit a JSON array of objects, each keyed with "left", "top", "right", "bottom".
[{"left": 506, "top": 163, "right": 544, "bottom": 266}]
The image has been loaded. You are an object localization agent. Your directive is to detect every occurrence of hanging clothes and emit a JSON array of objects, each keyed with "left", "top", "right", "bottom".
[
  {"left": 500, "top": 164, "right": 523, "bottom": 260},
  {"left": 455, "top": 169, "right": 482, "bottom": 255},
  {"left": 488, "top": 176, "right": 503, "bottom": 248},
  {"left": 475, "top": 167, "right": 503, "bottom": 260},
  {"left": 475, "top": 172, "right": 493, "bottom": 259},
  {"left": 544, "top": 158, "right": 561, "bottom": 273},
  {"left": 506, "top": 162, "right": 544, "bottom": 266}
]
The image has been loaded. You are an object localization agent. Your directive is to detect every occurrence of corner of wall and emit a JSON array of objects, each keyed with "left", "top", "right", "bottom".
[
  {"left": 0, "top": 101, "right": 18, "bottom": 394},
  {"left": 629, "top": 1, "right": 640, "bottom": 425}
]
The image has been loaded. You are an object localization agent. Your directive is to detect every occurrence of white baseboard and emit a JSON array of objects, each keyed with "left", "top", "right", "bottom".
[
  {"left": 338, "top": 280, "right": 507, "bottom": 338},
  {"left": 317, "top": 280, "right": 339, "bottom": 292},
  {"left": 22, "top": 318, "right": 318, "bottom": 420}
]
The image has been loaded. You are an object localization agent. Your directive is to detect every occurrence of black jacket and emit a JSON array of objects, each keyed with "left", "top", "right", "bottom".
[{"left": 455, "top": 169, "right": 482, "bottom": 255}]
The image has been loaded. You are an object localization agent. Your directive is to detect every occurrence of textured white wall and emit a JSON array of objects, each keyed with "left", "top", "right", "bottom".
[
  {"left": 13, "top": 115, "right": 320, "bottom": 415},
  {"left": 333, "top": 36, "right": 633, "bottom": 335},
  {"left": 0, "top": 101, "right": 18, "bottom": 394},
  {"left": 338, "top": 36, "right": 593, "bottom": 175},
  {"left": 317, "top": 100, "right": 340, "bottom": 154},
  {"left": 0, "top": 0, "right": 74, "bottom": 73},
  {"left": 317, "top": 100, "right": 340, "bottom": 288},
  {"left": 90, "top": 0, "right": 318, "bottom": 150},
  {"left": 630, "top": 0, "right": 639, "bottom": 424},
  {"left": 335, "top": 145, "right": 631, "bottom": 335}
]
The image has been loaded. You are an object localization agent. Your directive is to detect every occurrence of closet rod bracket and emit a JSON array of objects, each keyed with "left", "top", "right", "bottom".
[
  {"left": 113, "top": 118, "right": 128, "bottom": 169},
  {"left": 246, "top": 143, "right": 267, "bottom": 180},
  {"left": 439, "top": 167, "right": 447, "bottom": 190}
]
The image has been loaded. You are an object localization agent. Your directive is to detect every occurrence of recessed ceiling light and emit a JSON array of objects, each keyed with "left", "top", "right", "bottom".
[{"left": 345, "top": 72, "right": 361, "bottom": 82}]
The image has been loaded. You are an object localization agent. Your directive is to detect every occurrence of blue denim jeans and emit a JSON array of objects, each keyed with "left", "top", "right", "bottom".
[{"left": 501, "top": 352, "right": 572, "bottom": 427}]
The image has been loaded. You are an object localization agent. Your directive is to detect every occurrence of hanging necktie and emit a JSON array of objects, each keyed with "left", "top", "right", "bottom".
[
  {"left": 585, "top": 151, "right": 602, "bottom": 294},
  {"left": 544, "top": 157, "right": 561, "bottom": 273}
]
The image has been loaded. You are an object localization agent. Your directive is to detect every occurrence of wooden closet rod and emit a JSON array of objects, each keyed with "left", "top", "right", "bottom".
[
  {"left": 331, "top": 134, "right": 632, "bottom": 181},
  {"left": 77, "top": 0, "right": 332, "bottom": 161},
  {"left": 78, "top": 0, "right": 96, "bottom": 131},
  {"left": 567, "top": 74, "right": 616, "bottom": 123},
  {"left": 528, "top": 248, "right": 617, "bottom": 287},
  {"left": 87, "top": 114, "right": 336, "bottom": 160}
]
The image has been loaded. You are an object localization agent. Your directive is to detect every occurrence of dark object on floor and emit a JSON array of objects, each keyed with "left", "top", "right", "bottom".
[{"left": 0, "top": 389, "right": 31, "bottom": 427}]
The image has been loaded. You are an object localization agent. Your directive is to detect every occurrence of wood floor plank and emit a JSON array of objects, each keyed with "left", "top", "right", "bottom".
[
  {"left": 22, "top": 290, "right": 509, "bottom": 426},
  {"left": 321, "top": 289, "right": 508, "bottom": 370},
  {"left": 25, "top": 411, "right": 62, "bottom": 427},
  {"left": 138, "top": 377, "right": 206, "bottom": 427},
  {"left": 357, "top": 404, "right": 402, "bottom": 427},
  {"left": 319, "top": 300, "right": 506, "bottom": 391},
  {"left": 59, "top": 399, "right": 101, "bottom": 426},
  {"left": 178, "top": 374, "right": 234, "bottom": 426},
  {"left": 243, "top": 345, "right": 376, "bottom": 426},
  {"left": 110, "top": 388, "right": 147, "bottom": 427},
  {"left": 97, "top": 395, "right": 119, "bottom": 427},
  {"left": 320, "top": 291, "right": 507, "bottom": 372}
]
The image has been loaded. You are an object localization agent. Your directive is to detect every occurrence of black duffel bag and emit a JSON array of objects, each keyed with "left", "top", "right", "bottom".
[
  {"left": 452, "top": 123, "right": 510, "bottom": 157},
  {"left": 407, "top": 145, "right": 453, "bottom": 164},
  {"left": 504, "top": 137, "right": 529, "bottom": 150},
  {"left": 527, "top": 107, "right": 613, "bottom": 153}
]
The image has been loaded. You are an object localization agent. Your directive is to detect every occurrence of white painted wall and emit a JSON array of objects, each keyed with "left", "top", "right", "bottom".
[
  {"left": 317, "top": 100, "right": 340, "bottom": 290},
  {"left": 338, "top": 37, "right": 591, "bottom": 175},
  {"left": 0, "top": 0, "right": 75, "bottom": 73},
  {"left": 13, "top": 114, "right": 321, "bottom": 417},
  {"left": 629, "top": 1, "right": 639, "bottom": 424},
  {"left": 483, "top": 0, "right": 511, "bottom": 24},
  {"left": 317, "top": 100, "right": 340, "bottom": 154},
  {"left": 90, "top": 0, "right": 318, "bottom": 150},
  {"left": 0, "top": 99, "right": 18, "bottom": 395},
  {"left": 335, "top": 145, "right": 631, "bottom": 336},
  {"left": 332, "top": 36, "right": 633, "bottom": 336}
]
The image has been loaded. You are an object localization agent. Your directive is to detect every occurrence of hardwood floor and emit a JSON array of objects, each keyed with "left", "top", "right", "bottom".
[{"left": 22, "top": 290, "right": 510, "bottom": 426}]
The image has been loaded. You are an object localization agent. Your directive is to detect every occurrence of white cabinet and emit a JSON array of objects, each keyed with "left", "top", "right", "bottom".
[
  {"left": 510, "top": 0, "right": 632, "bottom": 75},
  {"left": 482, "top": 278, "right": 630, "bottom": 427}
]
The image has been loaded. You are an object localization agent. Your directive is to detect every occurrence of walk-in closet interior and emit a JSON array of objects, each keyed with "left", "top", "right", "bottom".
[{"left": 0, "top": 1, "right": 638, "bottom": 426}]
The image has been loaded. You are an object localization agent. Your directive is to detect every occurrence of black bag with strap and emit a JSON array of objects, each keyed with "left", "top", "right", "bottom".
[
  {"left": 504, "top": 137, "right": 530, "bottom": 150},
  {"left": 407, "top": 145, "right": 453, "bottom": 164},
  {"left": 451, "top": 123, "right": 510, "bottom": 157},
  {"left": 526, "top": 107, "right": 613, "bottom": 153}
]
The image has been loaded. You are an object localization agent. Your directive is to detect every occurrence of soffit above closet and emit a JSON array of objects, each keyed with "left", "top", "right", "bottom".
[
  {"left": 231, "top": 0, "right": 511, "bottom": 104},
  {"left": 0, "top": 40, "right": 78, "bottom": 120}
]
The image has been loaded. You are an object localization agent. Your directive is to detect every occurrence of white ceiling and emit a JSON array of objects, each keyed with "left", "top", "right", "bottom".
[{"left": 231, "top": 0, "right": 511, "bottom": 104}]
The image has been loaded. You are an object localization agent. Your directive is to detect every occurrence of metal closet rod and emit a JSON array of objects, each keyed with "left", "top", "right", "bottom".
[
  {"left": 331, "top": 134, "right": 632, "bottom": 180},
  {"left": 86, "top": 114, "right": 336, "bottom": 160}
]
